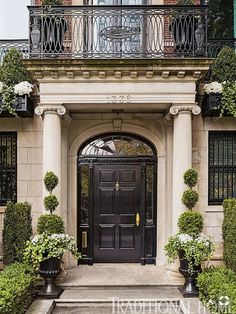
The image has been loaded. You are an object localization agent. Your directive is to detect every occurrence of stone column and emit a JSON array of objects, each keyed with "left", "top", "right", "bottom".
[
  {"left": 170, "top": 104, "right": 201, "bottom": 234},
  {"left": 35, "top": 105, "right": 66, "bottom": 215}
]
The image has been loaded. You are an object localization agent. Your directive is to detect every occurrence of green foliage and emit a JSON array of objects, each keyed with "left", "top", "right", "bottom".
[
  {"left": 37, "top": 214, "right": 65, "bottom": 234},
  {"left": 44, "top": 195, "right": 59, "bottom": 214},
  {"left": 0, "top": 262, "right": 36, "bottom": 314},
  {"left": 211, "top": 46, "right": 236, "bottom": 83},
  {"left": 220, "top": 82, "right": 236, "bottom": 117},
  {"left": 165, "top": 234, "right": 215, "bottom": 275},
  {"left": 44, "top": 171, "right": 59, "bottom": 193},
  {"left": 178, "top": 211, "right": 203, "bottom": 236},
  {"left": 198, "top": 267, "right": 236, "bottom": 313},
  {"left": 184, "top": 169, "right": 198, "bottom": 188},
  {"left": 222, "top": 198, "right": 236, "bottom": 273},
  {"left": 3, "top": 202, "right": 32, "bottom": 265},
  {"left": 0, "top": 49, "right": 31, "bottom": 85},
  {"left": 182, "top": 189, "right": 199, "bottom": 210},
  {"left": 24, "top": 233, "right": 80, "bottom": 269},
  {"left": 0, "top": 49, "right": 31, "bottom": 115},
  {"left": 42, "top": 0, "right": 63, "bottom": 4}
]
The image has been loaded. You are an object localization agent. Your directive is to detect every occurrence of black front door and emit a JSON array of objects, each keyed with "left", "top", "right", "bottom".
[{"left": 93, "top": 164, "right": 142, "bottom": 262}]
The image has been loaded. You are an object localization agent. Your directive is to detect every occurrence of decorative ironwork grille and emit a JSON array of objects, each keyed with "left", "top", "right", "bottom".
[
  {"left": 0, "top": 40, "right": 28, "bottom": 64},
  {"left": 209, "top": 131, "right": 236, "bottom": 205},
  {"left": 0, "top": 133, "right": 17, "bottom": 205}
]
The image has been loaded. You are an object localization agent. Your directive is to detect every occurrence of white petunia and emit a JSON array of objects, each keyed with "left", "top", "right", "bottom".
[
  {"left": 203, "top": 82, "right": 223, "bottom": 94},
  {"left": 178, "top": 234, "right": 193, "bottom": 243},
  {"left": 14, "top": 81, "right": 33, "bottom": 96}
]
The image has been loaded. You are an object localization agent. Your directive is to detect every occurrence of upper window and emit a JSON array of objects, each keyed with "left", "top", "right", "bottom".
[
  {"left": 208, "top": 131, "right": 236, "bottom": 205},
  {"left": 80, "top": 134, "right": 155, "bottom": 157},
  {"left": 0, "top": 133, "right": 17, "bottom": 206}
]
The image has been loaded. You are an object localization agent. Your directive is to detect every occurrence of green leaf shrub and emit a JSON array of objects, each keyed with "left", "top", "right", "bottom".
[
  {"left": 222, "top": 198, "right": 236, "bottom": 272},
  {"left": 221, "top": 82, "right": 236, "bottom": 117},
  {"left": 183, "top": 169, "right": 198, "bottom": 188},
  {"left": 182, "top": 189, "right": 199, "bottom": 210},
  {"left": 44, "top": 195, "right": 59, "bottom": 214},
  {"left": 37, "top": 214, "right": 65, "bottom": 234},
  {"left": 44, "top": 171, "right": 59, "bottom": 194},
  {"left": 178, "top": 211, "right": 203, "bottom": 236},
  {"left": 211, "top": 46, "right": 236, "bottom": 83},
  {"left": 198, "top": 267, "right": 236, "bottom": 314},
  {"left": 3, "top": 202, "right": 32, "bottom": 265},
  {"left": 0, "top": 262, "right": 36, "bottom": 314}
]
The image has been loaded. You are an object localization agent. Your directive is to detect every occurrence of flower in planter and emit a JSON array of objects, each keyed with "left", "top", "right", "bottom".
[
  {"left": 165, "top": 233, "right": 215, "bottom": 274},
  {"left": 24, "top": 232, "right": 81, "bottom": 270},
  {"left": 203, "top": 81, "right": 223, "bottom": 94},
  {"left": 14, "top": 81, "right": 33, "bottom": 96}
]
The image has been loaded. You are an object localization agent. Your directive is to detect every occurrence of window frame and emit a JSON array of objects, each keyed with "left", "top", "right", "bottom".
[
  {"left": 208, "top": 131, "right": 236, "bottom": 205},
  {"left": 0, "top": 132, "right": 17, "bottom": 206}
]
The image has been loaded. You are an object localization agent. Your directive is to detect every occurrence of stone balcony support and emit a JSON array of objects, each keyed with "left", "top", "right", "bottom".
[
  {"left": 170, "top": 104, "right": 201, "bottom": 233},
  {"left": 35, "top": 105, "right": 66, "bottom": 215}
]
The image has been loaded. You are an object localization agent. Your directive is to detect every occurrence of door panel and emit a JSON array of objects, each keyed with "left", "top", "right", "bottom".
[{"left": 93, "top": 164, "right": 142, "bottom": 262}]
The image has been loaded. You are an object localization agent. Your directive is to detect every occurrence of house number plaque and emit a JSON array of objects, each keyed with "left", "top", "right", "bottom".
[{"left": 106, "top": 95, "right": 132, "bottom": 104}]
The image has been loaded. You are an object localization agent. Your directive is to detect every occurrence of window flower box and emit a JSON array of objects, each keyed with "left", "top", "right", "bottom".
[
  {"left": 202, "top": 93, "right": 222, "bottom": 116},
  {"left": 0, "top": 95, "right": 34, "bottom": 118}
]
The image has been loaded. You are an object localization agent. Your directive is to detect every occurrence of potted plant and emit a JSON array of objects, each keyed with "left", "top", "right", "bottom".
[
  {"left": 24, "top": 171, "right": 80, "bottom": 298},
  {"left": 41, "top": 0, "right": 67, "bottom": 54},
  {"left": 0, "top": 49, "right": 34, "bottom": 117},
  {"left": 202, "top": 46, "right": 236, "bottom": 117},
  {"left": 165, "top": 169, "right": 215, "bottom": 297}
]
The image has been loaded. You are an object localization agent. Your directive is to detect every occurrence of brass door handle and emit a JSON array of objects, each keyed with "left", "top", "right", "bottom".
[{"left": 136, "top": 213, "right": 140, "bottom": 226}]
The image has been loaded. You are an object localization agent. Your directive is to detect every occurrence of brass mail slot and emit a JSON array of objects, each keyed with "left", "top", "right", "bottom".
[{"left": 82, "top": 231, "right": 88, "bottom": 248}]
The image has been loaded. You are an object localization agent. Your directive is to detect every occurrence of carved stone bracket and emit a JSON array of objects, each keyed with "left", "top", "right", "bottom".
[
  {"left": 35, "top": 105, "right": 66, "bottom": 117},
  {"left": 169, "top": 104, "right": 201, "bottom": 116}
]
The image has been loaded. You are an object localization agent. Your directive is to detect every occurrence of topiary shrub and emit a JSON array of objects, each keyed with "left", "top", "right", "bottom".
[
  {"left": 222, "top": 198, "right": 236, "bottom": 272},
  {"left": 183, "top": 169, "right": 198, "bottom": 188},
  {"left": 182, "top": 189, "right": 199, "bottom": 210},
  {"left": 0, "top": 262, "right": 36, "bottom": 314},
  {"left": 211, "top": 46, "right": 236, "bottom": 83},
  {"left": 44, "top": 195, "right": 59, "bottom": 214},
  {"left": 178, "top": 211, "right": 203, "bottom": 236},
  {"left": 37, "top": 214, "right": 65, "bottom": 234},
  {"left": 44, "top": 171, "right": 59, "bottom": 194},
  {"left": 3, "top": 202, "right": 32, "bottom": 265}
]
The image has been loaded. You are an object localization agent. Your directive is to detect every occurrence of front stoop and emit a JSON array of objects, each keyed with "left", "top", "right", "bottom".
[{"left": 27, "top": 287, "right": 210, "bottom": 314}]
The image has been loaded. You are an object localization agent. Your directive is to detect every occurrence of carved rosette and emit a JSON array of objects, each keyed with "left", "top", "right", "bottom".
[
  {"left": 169, "top": 104, "right": 201, "bottom": 116},
  {"left": 35, "top": 105, "right": 66, "bottom": 117}
]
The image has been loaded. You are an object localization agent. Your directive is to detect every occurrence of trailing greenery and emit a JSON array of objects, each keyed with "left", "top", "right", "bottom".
[
  {"left": 198, "top": 267, "right": 236, "bottom": 314},
  {"left": 222, "top": 198, "right": 236, "bottom": 273},
  {"left": 178, "top": 211, "right": 203, "bottom": 236},
  {"left": 211, "top": 47, "right": 236, "bottom": 83},
  {"left": 0, "top": 49, "right": 32, "bottom": 115},
  {"left": 182, "top": 189, "right": 199, "bottom": 210},
  {"left": 24, "top": 233, "right": 80, "bottom": 269},
  {"left": 0, "top": 262, "right": 36, "bottom": 314},
  {"left": 183, "top": 169, "right": 198, "bottom": 188},
  {"left": 44, "top": 171, "right": 59, "bottom": 193},
  {"left": 37, "top": 214, "right": 65, "bottom": 234},
  {"left": 42, "top": 0, "right": 63, "bottom": 4},
  {"left": 3, "top": 202, "right": 32, "bottom": 265}
]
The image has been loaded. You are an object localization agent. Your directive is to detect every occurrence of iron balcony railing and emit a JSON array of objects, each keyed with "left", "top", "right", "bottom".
[
  {"left": 0, "top": 39, "right": 28, "bottom": 63},
  {"left": 28, "top": 5, "right": 208, "bottom": 59}
]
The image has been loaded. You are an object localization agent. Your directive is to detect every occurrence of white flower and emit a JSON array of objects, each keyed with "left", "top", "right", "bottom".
[
  {"left": 14, "top": 81, "right": 33, "bottom": 96},
  {"left": 203, "top": 81, "right": 223, "bottom": 94},
  {"left": 178, "top": 234, "right": 193, "bottom": 243},
  {"left": 0, "top": 82, "right": 3, "bottom": 94}
]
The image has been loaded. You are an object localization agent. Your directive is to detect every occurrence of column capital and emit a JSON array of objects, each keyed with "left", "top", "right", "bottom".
[
  {"left": 35, "top": 105, "right": 66, "bottom": 117},
  {"left": 169, "top": 104, "right": 201, "bottom": 116}
]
